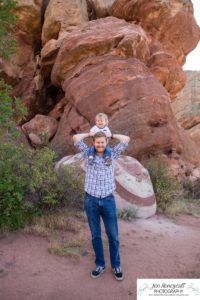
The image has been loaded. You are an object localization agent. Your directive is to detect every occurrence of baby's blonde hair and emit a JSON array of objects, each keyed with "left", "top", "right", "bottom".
[{"left": 95, "top": 112, "right": 109, "bottom": 125}]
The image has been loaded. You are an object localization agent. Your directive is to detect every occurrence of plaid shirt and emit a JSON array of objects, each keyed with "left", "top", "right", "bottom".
[{"left": 75, "top": 140, "right": 128, "bottom": 198}]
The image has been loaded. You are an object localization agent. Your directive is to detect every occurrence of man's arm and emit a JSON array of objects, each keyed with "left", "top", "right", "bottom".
[
  {"left": 112, "top": 134, "right": 130, "bottom": 144},
  {"left": 73, "top": 133, "right": 90, "bottom": 144},
  {"left": 73, "top": 133, "right": 93, "bottom": 156},
  {"left": 111, "top": 134, "right": 130, "bottom": 160}
]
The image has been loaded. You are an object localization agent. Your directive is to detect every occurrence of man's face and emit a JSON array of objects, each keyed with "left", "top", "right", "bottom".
[{"left": 93, "top": 136, "right": 107, "bottom": 154}]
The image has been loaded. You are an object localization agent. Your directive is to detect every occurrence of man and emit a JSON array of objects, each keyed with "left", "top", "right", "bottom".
[{"left": 73, "top": 131, "right": 130, "bottom": 281}]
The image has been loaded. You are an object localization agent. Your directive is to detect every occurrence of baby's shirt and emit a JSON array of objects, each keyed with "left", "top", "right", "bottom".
[{"left": 90, "top": 125, "right": 111, "bottom": 135}]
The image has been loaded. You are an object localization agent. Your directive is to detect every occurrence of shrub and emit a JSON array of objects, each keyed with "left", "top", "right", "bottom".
[
  {"left": 182, "top": 178, "right": 200, "bottom": 200},
  {"left": 118, "top": 206, "right": 138, "bottom": 221},
  {"left": 0, "top": 143, "right": 84, "bottom": 231},
  {"left": 143, "top": 157, "right": 183, "bottom": 213}
]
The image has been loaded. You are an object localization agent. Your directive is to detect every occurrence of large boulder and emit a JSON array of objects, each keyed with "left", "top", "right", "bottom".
[
  {"left": 22, "top": 114, "right": 58, "bottom": 146},
  {"left": 51, "top": 17, "right": 150, "bottom": 86},
  {"left": 41, "top": 0, "right": 89, "bottom": 45},
  {"left": 111, "top": 0, "right": 200, "bottom": 99},
  {"left": 50, "top": 52, "right": 191, "bottom": 163},
  {"left": 111, "top": 0, "right": 200, "bottom": 64},
  {"left": 87, "top": 0, "right": 115, "bottom": 18},
  {"left": 56, "top": 153, "right": 157, "bottom": 219}
]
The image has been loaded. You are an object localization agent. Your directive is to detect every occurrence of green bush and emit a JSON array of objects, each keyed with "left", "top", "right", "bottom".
[
  {"left": 0, "top": 143, "right": 84, "bottom": 231},
  {"left": 143, "top": 157, "right": 183, "bottom": 213},
  {"left": 182, "top": 178, "right": 200, "bottom": 200}
]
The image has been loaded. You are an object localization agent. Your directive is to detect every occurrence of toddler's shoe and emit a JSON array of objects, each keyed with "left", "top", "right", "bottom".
[
  {"left": 105, "top": 156, "right": 112, "bottom": 166},
  {"left": 88, "top": 155, "right": 94, "bottom": 165}
]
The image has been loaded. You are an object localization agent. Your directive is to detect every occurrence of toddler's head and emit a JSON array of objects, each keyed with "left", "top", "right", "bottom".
[{"left": 95, "top": 113, "right": 108, "bottom": 129}]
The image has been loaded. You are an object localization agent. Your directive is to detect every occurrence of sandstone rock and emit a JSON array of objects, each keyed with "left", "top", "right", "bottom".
[
  {"left": 50, "top": 103, "right": 90, "bottom": 154},
  {"left": 15, "top": 0, "right": 41, "bottom": 45},
  {"left": 111, "top": 0, "right": 200, "bottom": 64},
  {"left": 55, "top": 153, "right": 157, "bottom": 219},
  {"left": 22, "top": 114, "right": 58, "bottom": 145},
  {"left": 51, "top": 52, "right": 194, "bottom": 165},
  {"left": 51, "top": 17, "right": 150, "bottom": 86},
  {"left": 87, "top": 0, "right": 115, "bottom": 18},
  {"left": 148, "top": 39, "right": 186, "bottom": 100},
  {"left": 188, "top": 124, "right": 200, "bottom": 149},
  {"left": 172, "top": 71, "right": 200, "bottom": 129},
  {"left": 172, "top": 71, "right": 200, "bottom": 153},
  {"left": 1, "top": 0, "right": 42, "bottom": 116},
  {"left": 111, "top": 0, "right": 199, "bottom": 99},
  {"left": 28, "top": 132, "right": 43, "bottom": 146},
  {"left": 41, "top": 0, "right": 88, "bottom": 45},
  {"left": 40, "top": 38, "right": 62, "bottom": 78}
]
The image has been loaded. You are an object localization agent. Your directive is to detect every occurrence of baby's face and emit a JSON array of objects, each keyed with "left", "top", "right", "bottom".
[{"left": 96, "top": 117, "right": 107, "bottom": 128}]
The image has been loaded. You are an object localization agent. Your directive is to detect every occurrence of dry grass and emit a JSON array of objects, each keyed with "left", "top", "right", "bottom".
[
  {"left": 118, "top": 206, "right": 138, "bottom": 221},
  {"left": 48, "top": 236, "right": 88, "bottom": 259},
  {"left": 165, "top": 198, "right": 200, "bottom": 218},
  {"left": 23, "top": 210, "right": 82, "bottom": 238},
  {"left": 22, "top": 209, "right": 89, "bottom": 259}
]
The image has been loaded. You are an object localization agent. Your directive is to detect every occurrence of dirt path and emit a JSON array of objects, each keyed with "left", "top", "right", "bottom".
[{"left": 1, "top": 214, "right": 200, "bottom": 300}]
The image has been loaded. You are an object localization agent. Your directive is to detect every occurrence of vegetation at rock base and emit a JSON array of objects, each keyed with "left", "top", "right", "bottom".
[
  {"left": 144, "top": 157, "right": 200, "bottom": 217},
  {"left": 0, "top": 0, "right": 84, "bottom": 232},
  {"left": 0, "top": 144, "right": 84, "bottom": 231}
]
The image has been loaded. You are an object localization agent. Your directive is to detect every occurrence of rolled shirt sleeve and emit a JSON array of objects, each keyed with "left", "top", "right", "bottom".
[
  {"left": 111, "top": 142, "right": 128, "bottom": 160},
  {"left": 74, "top": 140, "right": 89, "bottom": 157}
]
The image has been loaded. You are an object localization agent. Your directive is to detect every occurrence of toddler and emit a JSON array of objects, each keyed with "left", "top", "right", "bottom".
[{"left": 88, "top": 113, "right": 112, "bottom": 166}]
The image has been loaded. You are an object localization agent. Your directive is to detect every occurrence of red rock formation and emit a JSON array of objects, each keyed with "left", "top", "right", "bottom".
[
  {"left": 51, "top": 17, "right": 150, "bottom": 86},
  {"left": 42, "top": 0, "right": 89, "bottom": 45},
  {"left": 172, "top": 71, "right": 200, "bottom": 152},
  {"left": 111, "top": 0, "right": 200, "bottom": 99},
  {"left": 22, "top": 114, "right": 58, "bottom": 146},
  {"left": 1, "top": 0, "right": 200, "bottom": 173},
  {"left": 1, "top": 0, "right": 42, "bottom": 118}
]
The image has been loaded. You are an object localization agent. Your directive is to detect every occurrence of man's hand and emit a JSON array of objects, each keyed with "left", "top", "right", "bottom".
[
  {"left": 112, "top": 134, "right": 130, "bottom": 144},
  {"left": 88, "top": 131, "right": 95, "bottom": 137},
  {"left": 105, "top": 132, "right": 112, "bottom": 138},
  {"left": 73, "top": 133, "right": 90, "bottom": 144}
]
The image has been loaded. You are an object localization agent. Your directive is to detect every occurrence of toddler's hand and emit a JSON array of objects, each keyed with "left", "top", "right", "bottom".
[
  {"left": 106, "top": 132, "right": 112, "bottom": 138},
  {"left": 88, "top": 131, "right": 95, "bottom": 137}
]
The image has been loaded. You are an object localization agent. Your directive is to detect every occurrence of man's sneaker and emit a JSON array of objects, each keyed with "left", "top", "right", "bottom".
[
  {"left": 91, "top": 266, "right": 106, "bottom": 279},
  {"left": 88, "top": 155, "right": 94, "bottom": 165},
  {"left": 112, "top": 267, "right": 124, "bottom": 281},
  {"left": 105, "top": 156, "right": 112, "bottom": 166}
]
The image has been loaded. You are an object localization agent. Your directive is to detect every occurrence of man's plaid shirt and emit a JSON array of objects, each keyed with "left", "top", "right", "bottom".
[{"left": 75, "top": 140, "right": 128, "bottom": 198}]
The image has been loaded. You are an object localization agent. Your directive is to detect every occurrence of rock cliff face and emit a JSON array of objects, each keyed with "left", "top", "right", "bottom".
[
  {"left": 172, "top": 71, "right": 200, "bottom": 149},
  {"left": 1, "top": 0, "right": 200, "bottom": 171}
]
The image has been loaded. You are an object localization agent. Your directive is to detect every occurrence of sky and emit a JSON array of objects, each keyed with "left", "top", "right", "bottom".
[{"left": 183, "top": 0, "right": 200, "bottom": 70}]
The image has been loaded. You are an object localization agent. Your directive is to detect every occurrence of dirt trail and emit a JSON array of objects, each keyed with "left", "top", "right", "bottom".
[{"left": 1, "top": 214, "right": 200, "bottom": 300}]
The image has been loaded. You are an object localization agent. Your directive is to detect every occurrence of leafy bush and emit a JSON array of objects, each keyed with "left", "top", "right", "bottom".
[
  {"left": 0, "top": 143, "right": 84, "bottom": 231},
  {"left": 143, "top": 157, "right": 183, "bottom": 213},
  {"left": 182, "top": 178, "right": 200, "bottom": 200}
]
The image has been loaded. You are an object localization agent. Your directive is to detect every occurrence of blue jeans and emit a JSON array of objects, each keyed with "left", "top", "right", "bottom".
[{"left": 84, "top": 192, "right": 120, "bottom": 268}]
